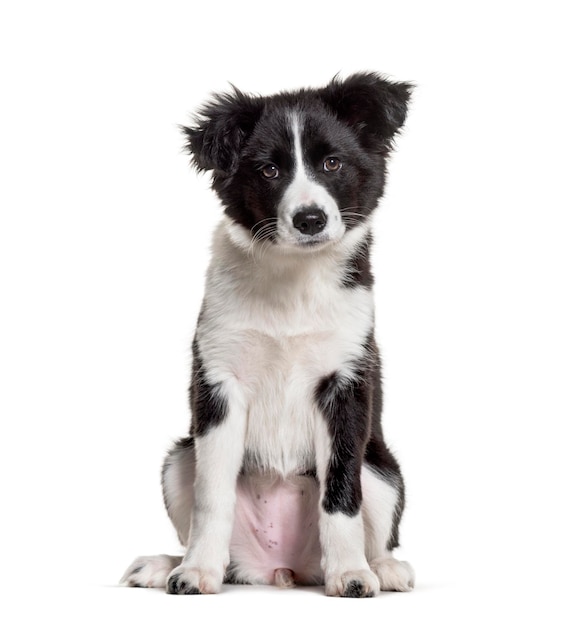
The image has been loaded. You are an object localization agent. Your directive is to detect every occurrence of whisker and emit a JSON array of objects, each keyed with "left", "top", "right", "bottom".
[
  {"left": 340, "top": 205, "right": 374, "bottom": 213},
  {"left": 250, "top": 218, "right": 278, "bottom": 244},
  {"left": 249, "top": 235, "right": 274, "bottom": 263},
  {"left": 252, "top": 224, "right": 278, "bottom": 244},
  {"left": 339, "top": 206, "right": 374, "bottom": 231},
  {"left": 251, "top": 216, "right": 279, "bottom": 229},
  {"left": 340, "top": 216, "right": 363, "bottom": 227},
  {"left": 247, "top": 217, "right": 279, "bottom": 261}
]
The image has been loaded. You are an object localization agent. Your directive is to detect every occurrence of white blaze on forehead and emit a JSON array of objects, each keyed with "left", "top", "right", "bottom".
[
  {"left": 276, "top": 112, "right": 343, "bottom": 244},
  {"left": 289, "top": 112, "right": 316, "bottom": 202},
  {"left": 291, "top": 113, "right": 305, "bottom": 179}
]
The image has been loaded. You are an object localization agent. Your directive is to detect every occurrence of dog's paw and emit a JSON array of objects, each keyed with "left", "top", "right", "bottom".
[
  {"left": 120, "top": 555, "right": 182, "bottom": 588},
  {"left": 370, "top": 556, "right": 415, "bottom": 592},
  {"left": 325, "top": 569, "right": 380, "bottom": 598},
  {"left": 166, "top": 565, "right": 222, "bottom": 595}
]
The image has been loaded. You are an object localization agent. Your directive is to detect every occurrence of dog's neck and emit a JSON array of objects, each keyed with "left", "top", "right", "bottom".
[
  {"left": 200, "top": 216, "right": 374, "bottom": 340},
  {"left": 199, "top": 217, "right": 374, "bottom": 329}
]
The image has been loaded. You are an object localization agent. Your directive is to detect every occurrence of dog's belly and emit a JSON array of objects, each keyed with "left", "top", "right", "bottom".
[{"left": 229, "top": 473, "right": 322, "bottom": 584}]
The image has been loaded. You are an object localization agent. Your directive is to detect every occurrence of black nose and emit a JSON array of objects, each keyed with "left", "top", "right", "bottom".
[{"left": 292, "top": 207, "right": 328, "bottom": 236}]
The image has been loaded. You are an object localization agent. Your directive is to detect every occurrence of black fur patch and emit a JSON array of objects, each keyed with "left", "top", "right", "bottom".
[
  {"left": 343, "top": 579, "right": 374, "bottom": 598},
  {"left": 319, "top": 73, "right": 412, "bottom": 154},
  {"left": 182, "top": 88, "right": 264, "bottom": 175},
  {"left": 315, "top": 364, "right": 372, "bottom": 516},
  {"left": 189, "top": 339, "right": 227, "bottom": 436},
  {"left": 341, "top": 234, "right": 374, "bottom": 288},
  {"left": 166, "top": 573, "right": 201, "bottom": 595}
]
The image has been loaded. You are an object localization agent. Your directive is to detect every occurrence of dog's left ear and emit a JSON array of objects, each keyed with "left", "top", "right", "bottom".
[
  {"left": 182, "top": 87, "right": 264, "bottom": 175},
  {"left": 320, "top": 72, "right": 413, "bottom": 153}
]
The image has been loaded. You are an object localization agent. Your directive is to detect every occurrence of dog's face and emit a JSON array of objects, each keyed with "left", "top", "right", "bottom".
[{"left": 183, "top": 73, "right": 411, "bottom": 251}]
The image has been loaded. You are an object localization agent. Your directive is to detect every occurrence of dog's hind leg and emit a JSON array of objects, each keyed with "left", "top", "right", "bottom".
[
  {"left": 361, "top": 464, "right": 415, "bottom": 592},
  {"left": 120, "top": 555, "right": 182, "bottom": 588},
  {"left": 161, "top": 436, "right": 196, "bottom": 546},
  {"left": 120, "top": 438, "right": 195, "bottom": 588}
]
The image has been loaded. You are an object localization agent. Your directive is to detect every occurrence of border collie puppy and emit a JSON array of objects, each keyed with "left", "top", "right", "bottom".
[{"left": 121, "top": 72, "right": 415, "bottom": 598}]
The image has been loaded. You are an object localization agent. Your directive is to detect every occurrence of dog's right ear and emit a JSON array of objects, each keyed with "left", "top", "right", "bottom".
[{"left": 181, "top": 88, "right": 264, "bottom": 176}]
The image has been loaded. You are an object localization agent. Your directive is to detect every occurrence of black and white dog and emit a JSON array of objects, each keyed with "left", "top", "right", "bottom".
[{"left": 121, "top": 72, "right": 415, "bottom": 598}]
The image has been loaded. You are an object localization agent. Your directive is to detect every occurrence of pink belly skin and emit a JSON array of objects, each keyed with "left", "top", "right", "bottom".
[{"left": 229, "top": 474, "right": 323, "bottom": 586}]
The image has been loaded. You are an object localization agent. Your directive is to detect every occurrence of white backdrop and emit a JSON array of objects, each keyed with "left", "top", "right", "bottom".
[{"left": 1, "top": 1, "right": 586, "bottom": 624}]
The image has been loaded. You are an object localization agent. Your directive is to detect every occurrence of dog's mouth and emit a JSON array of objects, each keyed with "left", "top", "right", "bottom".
[
  {"left": 294, "top": 234, "right": 334, "bottom": 248},
  {"left": 275, "top": 229, "right": 342, "bottom": 252},
  {"left": 248, "top": 229, "right": 335, "bottom": 251}
]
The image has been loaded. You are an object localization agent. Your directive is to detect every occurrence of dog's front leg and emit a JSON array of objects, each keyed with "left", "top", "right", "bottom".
[
  {"left": 166, "top": 382, "right": 246, "bottom": 595},
  {"left": 315, "top": 371, "right": 380, "bottom": 598}
]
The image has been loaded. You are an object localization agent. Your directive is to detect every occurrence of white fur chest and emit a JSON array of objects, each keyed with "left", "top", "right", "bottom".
[{"left": 196, "top": 221, "right": 374, "bottom": 476}]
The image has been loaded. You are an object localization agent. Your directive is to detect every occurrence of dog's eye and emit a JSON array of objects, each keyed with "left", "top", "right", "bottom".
[
  {"left": 261, "top": 164, "right": 279, "bottom": 179},
  {"left": 323, "top": 157, "right": 342, "bottom": 173}
]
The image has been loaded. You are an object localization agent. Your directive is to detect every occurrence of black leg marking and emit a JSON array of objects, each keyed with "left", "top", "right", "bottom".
[
  {"left": 315, "top": 366, "right": 372, "bottom": 516},
  {"left": 190, "top": 338, "right": 228, "bottom": 436},
  {"left": 167, "top": 573, "right": 201, "bottom": 595},
  {"left": 343, "top": 579, "right": 374, "bottom": 598},
  {"left": 316, "top": 331, "right": 407, "bottom": 548}
]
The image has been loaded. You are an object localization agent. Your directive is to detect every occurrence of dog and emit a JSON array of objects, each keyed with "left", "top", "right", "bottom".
[{"left": 120, "top": 72, "right": 415, "bottom": 598}]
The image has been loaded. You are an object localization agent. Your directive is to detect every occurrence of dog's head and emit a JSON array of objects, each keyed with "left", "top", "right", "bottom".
[{"left": 183, "top": 73, "right": 412, "bottom": 251}]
